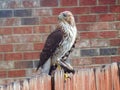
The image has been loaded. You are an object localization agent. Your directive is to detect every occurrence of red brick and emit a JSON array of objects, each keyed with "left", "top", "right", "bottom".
[
  {"left": 99, "top": 31, "right": 117, "bottom": 38},
  {"left": 2, "top": 35, "right": 42, "bottom": 43},
  {"left": 23, "top": 35, "right": 42, "bottom": 42},
  {"left": 23, "top": 52, "right": 40, "bottom": 60},
  {"left": 7, "top": 1, "right": 18, "bottom": 8},
  {"left": 79, "top": 39, "right": 90, "bottom": 48},
  {"left": 0, "top": 28, "right": 12, "bottom": 35},
  {"left": 98, "top": 14, "right": 115, "bottom": 21},
  {"left": 115, "top": 22, "right": 120, "bottom": 29},
  {"left": 71, "top": 7, "right": 90, "bottom": 14},
  {"left": 119, "top": 31, "right": 120, "bottom": 37},
  {"left": 8, "top": 70, "right": 25, "bottom": 77},
  {"left": 33, "top": 26, "right": 51, "bottom": 33},
  {"left": 91, "top": 39, "right": 109, "bottom": 47},
  {"left": 98, "top": 0, "right": 115, "bottom": 5},
  {"left": 119, "top": 0, "right": 120, "bottom": 4},
  {"left": 14, "top": 61, "right": 33, "bottom": 69},
  {"left": 0, "top": 61, "right": 14, "bottom": 70},
  {"left": 110, "top": 39, "right": 120, "bottom": 46},
  {"left": 0, "top": 54, "right": 3, "bottom": 60},
  {"left": 110, "top": 5, "right": 120, "bottom": 13},
  {"left": 90, "top": 22, "right": 112, "bottom": 31},
  {"left": 72, "top": 59, "right": 80, "bottom": 66},
  {"left": 80, "top": 0, "right": 96, "bottom": 5},
  {"left": 79, "top": 57, "right": 93, "bottom": 65},
  {"left": 76, "top": 24, "right": 91, "bottom": 31},
  {"left": 52, "top": 7, "right": 90, "bottom": 15},
  {"left": 40, "top": 0, "right": 58, "bottom": 7},
  {"left": 5, "top": 53, "right": 23, "bottom": 61},
  {"left": 74, "top": 15, "right": 79, "bottom": 23},
  {"left": 13, "top": 27, "right": 32, "bottom": 34},
  {"left": 21, "top": 17, "right": 39, "bottom": 25},
  {"left": 4, "top": 34, "right": 41, "bottom": 43},
  {"left": 52, "top": 8, "right": 69, "bottom": 15},
  {"left": 3, "top": 18, "right": 20, "bottom": 26},
  {"left": 22, "top": 0, "right": 34, "bottom": 8},
  {"left": 118, "top": 48, "right": 120, "bottom": 54},
  {"left": 34, "top": 43, "right": 44, "bottom": 50},
  {"left": 0, "top": 71, "right": 7, "bottom": 78},
  {"left": 2, "top": 35, "right": 21, "bottom": 43},
  {"left": 91, "top": 6, "right": 108, "bottom": 13},
  {"left": 92, "top": 57, "right": 111, "bottom": 64},
  {"left": 111, "top": 56, "right": 120, "bottom": 62},
  {"left": 0, "top": 44, "right": 13, "bottom": 52},
  {"left": 34, "top": 9, "right": 51, "bottom": 16},
  {"left": 40, "top": 16, "right": 57, "bottom": 24},
  {"left": 116, "top": 14, "right": 120, "bottom": 21},
  {"left": 79, "top": 15, "right": 96, "bottom": 22},
  {"left": 41, "top": 34, "right": 50, "bottom": 42},
  {"left": 80, "top": 32, "right": 98, "bottom": 39},
  {"left": 15, "top": 44, "right": 33, "bottom": 51},
  {"left": 61, "top": 0, "right": 77, "bottom": 6}
]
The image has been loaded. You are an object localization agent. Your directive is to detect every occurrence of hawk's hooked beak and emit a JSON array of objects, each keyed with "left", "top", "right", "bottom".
[
  {"left": 58, "top": 12, "right": 67, "bottom": 20},
  {"left": 58, "top": 14, "right": 63, "bottom": 20},
  {"left": 58, "top": 11, "right": 75, "bottom": 26}
]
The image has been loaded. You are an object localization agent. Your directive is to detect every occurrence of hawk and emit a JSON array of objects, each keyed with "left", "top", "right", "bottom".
[{"left": 36, "top": 11, "right": 77, "bottom": 75}]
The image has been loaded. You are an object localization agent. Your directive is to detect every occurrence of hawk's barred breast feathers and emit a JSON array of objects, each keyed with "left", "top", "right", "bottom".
[{"left": 36, "top": 11, "right": 77, "bottom": 74}]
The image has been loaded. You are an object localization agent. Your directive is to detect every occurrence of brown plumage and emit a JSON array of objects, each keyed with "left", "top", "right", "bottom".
[
  {"left": 36, "top": 27, "right": 64, "bottom": 71},
  {"left": 36, "top": 11, "right": 77, "bottom": 75}
]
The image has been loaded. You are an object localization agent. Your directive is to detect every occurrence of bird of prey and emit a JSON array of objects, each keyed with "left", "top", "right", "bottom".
[{"left": 36, "top": 11, "right": 77, "bottom": 75}]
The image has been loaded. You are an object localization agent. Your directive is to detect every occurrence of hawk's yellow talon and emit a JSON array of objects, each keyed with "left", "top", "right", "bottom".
[
  {"left": 64, "top": 73, "right": 71, "bottom": 81},
  {"left": 64, "top": 73, "right": 69, "bottom": 78}
]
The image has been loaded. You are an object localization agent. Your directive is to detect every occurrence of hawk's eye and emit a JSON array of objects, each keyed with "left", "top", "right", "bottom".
[{"left": 63, "top": 13, "right": 67, "bottom": 17}]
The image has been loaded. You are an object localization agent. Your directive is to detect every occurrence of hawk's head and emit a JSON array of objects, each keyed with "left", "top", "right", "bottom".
[{"left": 58, "top": 11, "right": 75, "bottom": 26}]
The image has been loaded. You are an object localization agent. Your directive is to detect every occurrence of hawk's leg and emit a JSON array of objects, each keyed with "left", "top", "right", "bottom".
[
  {"left": 56, "top": 60, "right": 74, "bottom": 80},
  {"left": 56, "top": 59, "right": 62, "bottom": 70}
]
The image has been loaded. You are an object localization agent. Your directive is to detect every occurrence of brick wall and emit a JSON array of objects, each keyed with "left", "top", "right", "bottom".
[{"left": 0, "top": 0, "right": 120, "bottom": 84}]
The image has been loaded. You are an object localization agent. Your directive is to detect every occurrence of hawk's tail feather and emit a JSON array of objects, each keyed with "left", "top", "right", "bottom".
[{"left": 36, "top": 63, "right": 43, "bottom": 72}]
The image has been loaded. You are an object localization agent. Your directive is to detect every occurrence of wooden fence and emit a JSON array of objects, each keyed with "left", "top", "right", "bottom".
[{"left": 0, "top": 62, "right": 120, "bottom": 90}]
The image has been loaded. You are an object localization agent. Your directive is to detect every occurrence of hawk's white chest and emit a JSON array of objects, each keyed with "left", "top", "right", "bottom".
[
  {"left": 62, "top": 25, "right": 77, "bottom": 50},
  {"left": 52, "top": 23, "right": 77, "bottom": 62}
]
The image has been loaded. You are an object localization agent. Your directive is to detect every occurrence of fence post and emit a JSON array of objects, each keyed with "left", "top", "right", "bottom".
[
  {"left": 111, "top": 63, "right": 120, "bottom": 90},
  {"left": 95, "top": 68, "right": 102, "bottom": 90},
  {"left": 0, "top": 62, "right": 120, "bottom": 90},
  {"left": 73, "top": 70, "right": 86, "bottom": 90},
  {"left": 89, "top": 69, "right": 96, "bottom": 90},
  {"left": 22, "top": 79, "right": 29, "bottom": 90},
  {"left": 13, "top": 81, "right": 21, "bottom": 90},
  {"left": 7, "top": 83, "right": 13, "bottom": 90},
  {"left": 104, "top": 65, "right": 112, "bottom": 90},
  {"left": 64, "top": 73, "right": 73, "bottom": 90},
  {"left": 54, "top": 70, "right": 64, "bottom": 90},
  {"left": 0, "top": 86, "right": 5, "bottom": 90},
  {"left": 43, "top": 75, "right": 51, "bottom": 90},
  {"left": 29, "top": 77, "right": 37, "bottom": 90}
]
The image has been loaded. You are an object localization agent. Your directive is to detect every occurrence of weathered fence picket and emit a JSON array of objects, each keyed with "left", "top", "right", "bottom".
[
  {"left": 54, "top": 62, "right": 120, "bottom": 90},
  {"left": 111, "top": 63, "right": 120, "bottom": 90},
  {"left": 0, "top": 62, "right": 120, "bottom": 90},
  {"left": 22, "top": 79, "right": 29, "bottom": 90}
]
